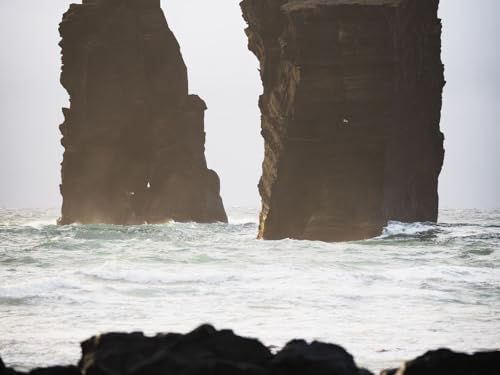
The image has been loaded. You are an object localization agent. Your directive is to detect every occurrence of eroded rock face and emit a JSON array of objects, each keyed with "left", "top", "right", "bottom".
[
  {"left": 241, "top": 0, "right": 445, "bottom": 241},
  {"left": 58, "top": 0, "right": 227, "bottom": 225}
]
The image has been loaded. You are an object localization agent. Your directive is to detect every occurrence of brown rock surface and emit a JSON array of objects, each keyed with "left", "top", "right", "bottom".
[
  {"left": 58, "top": 0, "right": 227, "bottom": 225},
  {"left": 241, "top": 0, "right": 445, "bottom": 241}
]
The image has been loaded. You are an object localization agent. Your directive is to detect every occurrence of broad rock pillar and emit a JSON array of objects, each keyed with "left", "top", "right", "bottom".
[{"left": 241, "top": 0, "right": 444, "bottom": 241}]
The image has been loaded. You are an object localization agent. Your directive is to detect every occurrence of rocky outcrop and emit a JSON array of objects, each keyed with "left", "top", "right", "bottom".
[
  {"left": 381, "top": 348, "right": 500, "bottom": 375},
  {"left": 1, "top": 326, "right": 499, "bottom": 375},
  {"left": 77, "top": 325, "right": 273, "bottom": 375},
  {"left": 0, "top": 325, "right": 372, "bottom": 375},
  {"left": 58, "top": 0, "right": 227, "bottom": 225},
  {"left": 241, "top": 0, "right": 445, "bottom": 241}
]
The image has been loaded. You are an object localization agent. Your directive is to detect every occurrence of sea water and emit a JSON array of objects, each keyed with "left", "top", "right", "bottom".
[{"left": 0, "top": 208, "right": 499, "bottom": 372}]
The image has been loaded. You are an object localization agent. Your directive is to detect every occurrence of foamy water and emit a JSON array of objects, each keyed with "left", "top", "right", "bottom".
[{"left": 0, "top": 208, "right": 499, "bottom": 372}]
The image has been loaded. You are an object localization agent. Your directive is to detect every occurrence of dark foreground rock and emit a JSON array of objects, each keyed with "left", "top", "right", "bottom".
[
  {"left": 382, "top": 348, "right": 500, "bottom": 375},
  {"left": 270, "top": 339, "right": 368, "bottom": 375},
  {"left": 2, "top": 325, "right": 499, "bottom": 375},
  {"left": 241, "top": 0, "right": 445, "bottom": 241},
  {"left": 58, "top": 0, "right": 227, "bottom": 225},
  {"left": 78, "top": 325, "right": 272, "bottom": 375}
]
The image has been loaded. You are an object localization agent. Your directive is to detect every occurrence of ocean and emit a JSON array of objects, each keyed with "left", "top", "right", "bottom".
[{"left": 0, "top": 207, "right": 499, "bottom": 372}]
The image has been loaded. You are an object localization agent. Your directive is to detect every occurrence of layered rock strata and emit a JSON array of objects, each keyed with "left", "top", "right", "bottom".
[
  {"left": 58, "top": 0, "right": 227, "bottom": 225},
  {"left": 1, "top": 325, "right": 499, "bottom": 375},
  {"left": 241, "top": 0, "right": 445, "bottom": 241}
]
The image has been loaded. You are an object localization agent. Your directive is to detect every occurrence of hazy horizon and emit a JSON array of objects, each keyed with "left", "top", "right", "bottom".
[{"left": 0, "top": 0, "right": 499, "bottom": 210}]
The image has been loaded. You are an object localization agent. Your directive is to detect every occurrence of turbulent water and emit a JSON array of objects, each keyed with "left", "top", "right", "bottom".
[{"left": 0, "top": 208, "right": 499, "bottom": 372}]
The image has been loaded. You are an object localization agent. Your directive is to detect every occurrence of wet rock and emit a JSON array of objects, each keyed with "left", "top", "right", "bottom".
[
  {"left": 269, "top": 340, "right": 364, "bottom": 375},
  {"left": 58, "top": 0, "right": 227, "bottom": 225},
  {"left": 241, "top": 0, "right": 445, "bottom": 241},
  {"left": 0, "top": 358, "right": 78, "bottom": 375},
  {"left": 0, "top": 357, "right": 21, "bottom": 375},
  {"left": 383, "top": 348, "right": 500, "bottom": 375},
  {"left": 30, "top": 367, "right": 80, "bottom": 375},
  {"left": 78, "top": 326, "right": 372, "bottom": 375},
  {"left": 2, "top": 328, "right": 500, "bottom": 375},
  {"left": 79, "top": 325, "right": 272, "bottom": 375},
  {"left": 0, "top": 357, "right": 11, "bottom": 375}
]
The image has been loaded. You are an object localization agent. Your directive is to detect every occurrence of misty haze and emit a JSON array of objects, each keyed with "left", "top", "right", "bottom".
[{"left": 0, "top": 1, "right": 499, "bottom": 374}]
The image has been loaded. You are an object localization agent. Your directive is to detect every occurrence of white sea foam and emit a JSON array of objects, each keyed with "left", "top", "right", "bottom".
[
  {"left": 0, "top": 207, "right": 499, "bottom": 372},
  {"left": 0, "top": 277, "right": 81, "bottom": 299},
  {"left": 227, "top": 207, "right": 259, "bottom": 225},
  {"left": 380, "top": 221, "right": 437, "bottom": 237},
  {"left": 79, "top": 268, "right": 240, "bottom": 286}
]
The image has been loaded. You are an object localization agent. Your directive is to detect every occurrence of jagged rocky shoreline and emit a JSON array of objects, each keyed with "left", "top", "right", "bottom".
[{"left": 1, "top": 325, "right": 498, "bottom": 375}]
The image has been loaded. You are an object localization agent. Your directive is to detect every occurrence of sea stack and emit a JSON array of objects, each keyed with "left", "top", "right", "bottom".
[
  {"left": 58, "top": 0, "right": 227, "bottom": 225},
  {"left": 241, "top": 0, "right": 445, "bottom": 241}
]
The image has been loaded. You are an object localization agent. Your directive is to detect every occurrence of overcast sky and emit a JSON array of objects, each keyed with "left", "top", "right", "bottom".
[{"left": 0, "top": 0, "right": 499, "bottom": 210}]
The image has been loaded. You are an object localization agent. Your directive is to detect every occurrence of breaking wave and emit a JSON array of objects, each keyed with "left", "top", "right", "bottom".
[{"left": 0, "top": 208, "right": 499, "bottom": 371}]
